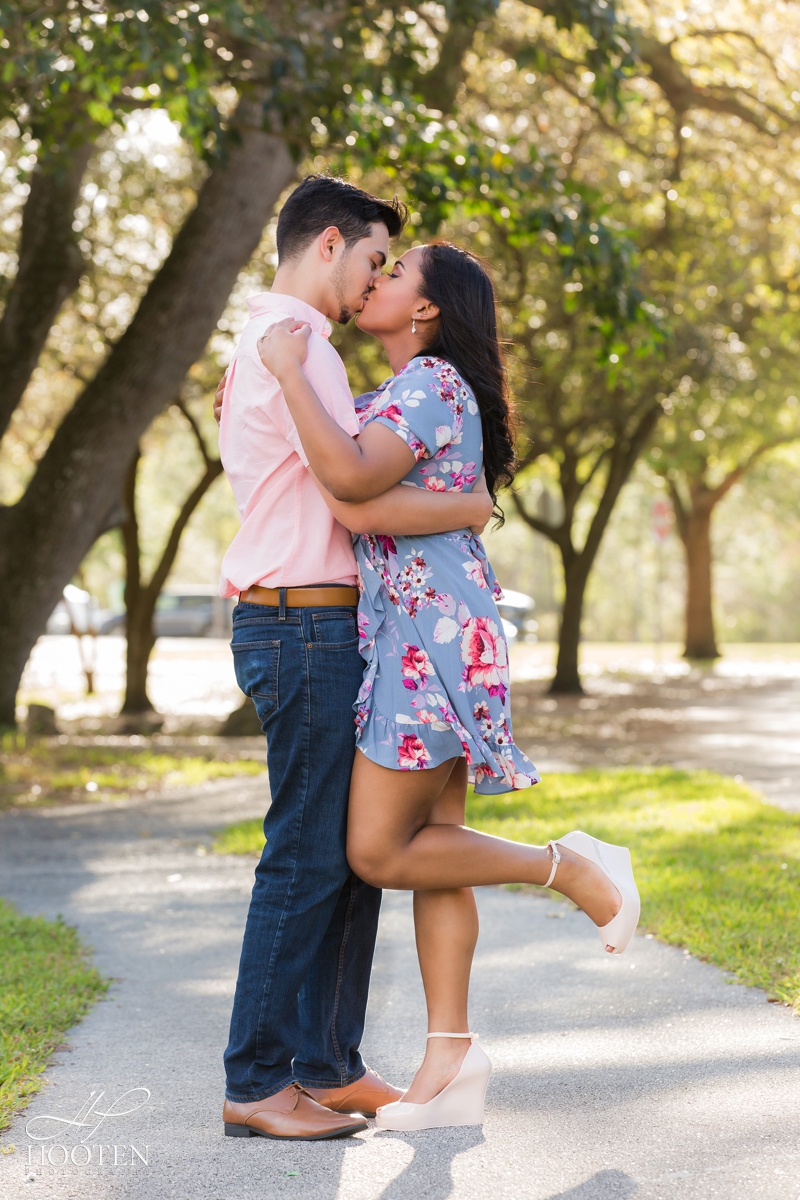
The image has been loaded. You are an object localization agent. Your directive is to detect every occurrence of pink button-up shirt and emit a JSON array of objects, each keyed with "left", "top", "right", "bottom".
[{"left": 218, "top": 292, "right": 359, "bottom": 596}]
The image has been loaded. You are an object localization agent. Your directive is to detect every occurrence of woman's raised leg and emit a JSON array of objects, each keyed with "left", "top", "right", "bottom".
[{"left": 347, "top": 752, "right": 622, "bottom": 933}]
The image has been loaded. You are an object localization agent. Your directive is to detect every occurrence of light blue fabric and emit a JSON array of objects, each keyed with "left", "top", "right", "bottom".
[{"left": 353, "top": 355, "right": 539, "bottom": 795}]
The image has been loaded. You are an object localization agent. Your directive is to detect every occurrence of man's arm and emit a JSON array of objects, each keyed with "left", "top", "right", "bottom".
[{"left": 310, "top": 471, "right": 494, "bottom": 537}]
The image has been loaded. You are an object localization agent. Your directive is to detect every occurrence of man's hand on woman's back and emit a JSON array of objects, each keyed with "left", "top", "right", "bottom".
[
  {"left": 469, "top": 470, "right": 494, "bottom": 536},
  {"left": 213, "top": 370, "right": 228, "bottom": 425}
]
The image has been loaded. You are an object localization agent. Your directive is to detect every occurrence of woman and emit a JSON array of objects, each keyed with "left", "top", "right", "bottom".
[{"left": 258, "top": 241, "right": 640, "bottom": 1131}]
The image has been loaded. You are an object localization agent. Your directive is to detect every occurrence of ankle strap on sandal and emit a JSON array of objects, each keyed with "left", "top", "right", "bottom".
[
  {"left": 426, "top": 1032, "right": 477, "bottom": 1039},
  {"left": 544, "top": 840, "right": 561, "bottom": 888}
]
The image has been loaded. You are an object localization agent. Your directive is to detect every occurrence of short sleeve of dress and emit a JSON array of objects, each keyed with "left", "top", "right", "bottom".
[
  {"left": 354, "top": 387, "right": 384, "bottom": 430},
  {"left": 367, "top": 358, "right": 460, "bottom": 463}
]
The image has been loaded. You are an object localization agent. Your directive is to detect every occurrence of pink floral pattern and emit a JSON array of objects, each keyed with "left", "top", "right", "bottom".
[
  {"left": 401, "top": 644, "right": 435, "bottom": 691},
  {"left": 398, "top": 734, "right": 432, "bottom": 770},
  {"left": 459, "top": 616, "right": 509, "bottom": 703},
  {"left": 352, "top": 357, "right": 538, "bottom": 794}
]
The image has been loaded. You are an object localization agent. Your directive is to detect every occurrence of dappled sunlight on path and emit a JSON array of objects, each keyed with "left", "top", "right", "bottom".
[{"left": 509, "top": 644, "right": 800, "bottom": 813}]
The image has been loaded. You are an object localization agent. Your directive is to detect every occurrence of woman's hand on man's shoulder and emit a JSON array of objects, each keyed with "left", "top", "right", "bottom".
[{"left": 257, "top": 317, "right": 311, "bottom": 379}]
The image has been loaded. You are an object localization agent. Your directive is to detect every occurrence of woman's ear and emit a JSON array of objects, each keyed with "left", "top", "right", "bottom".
[{"left": 414, "top": 300, "right": 440, "bottom": 324}]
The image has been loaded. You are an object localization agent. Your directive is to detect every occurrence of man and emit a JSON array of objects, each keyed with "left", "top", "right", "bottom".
[{"left": 218, "top": 176, "right": 492, "bottom": 1141}]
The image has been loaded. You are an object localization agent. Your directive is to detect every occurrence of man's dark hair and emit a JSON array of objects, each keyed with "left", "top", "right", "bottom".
[{"left": 276, "top": 175, "right": 408, "bottom": 262}]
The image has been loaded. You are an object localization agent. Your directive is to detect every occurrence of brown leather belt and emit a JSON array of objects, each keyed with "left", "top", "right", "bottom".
[{"left": 239, "top": 585, "right": 359, "bottom": 608}]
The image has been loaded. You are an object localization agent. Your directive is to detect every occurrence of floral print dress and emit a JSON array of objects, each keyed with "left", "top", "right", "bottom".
[{"left": 353, "top": 355, "right": 538, "bottom": 795}]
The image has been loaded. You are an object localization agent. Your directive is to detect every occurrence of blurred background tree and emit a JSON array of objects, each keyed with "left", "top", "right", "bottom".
[
  {"left": 457, "top": 0, "right": 800, "bottom": 673},
  {"left": 642, "top": 179, "right": 800, "bottom": 660},
  {"left": 120, "top": 392, "right": 222, "bottom": 719},
  {"left": 0, "top": 0, "right": 642, "bottom": 724},
  {"left": 1, "top": 0, "right": 800, "bottom": 720},
  {"left": 327, "top": 0, "right": 800, "bottom": 687}
]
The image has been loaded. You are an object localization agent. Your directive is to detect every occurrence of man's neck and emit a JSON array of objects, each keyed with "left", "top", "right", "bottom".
[{"left": 271, "top": 265, "right": 333, "bottom": 320}]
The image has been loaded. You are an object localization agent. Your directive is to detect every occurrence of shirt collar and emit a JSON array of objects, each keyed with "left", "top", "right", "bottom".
[{"left": 246, "top": 291, "right": 332, "bottom": 339}]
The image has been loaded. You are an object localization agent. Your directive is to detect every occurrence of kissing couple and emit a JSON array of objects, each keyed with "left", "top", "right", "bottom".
[{"left": 216, "top": 175, "right": 640, "bottom": 1140}]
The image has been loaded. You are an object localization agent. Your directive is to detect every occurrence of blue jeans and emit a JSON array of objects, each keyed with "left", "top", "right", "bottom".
[{"left": 223, "top": 601, "right": 381, "bottom": 1101}]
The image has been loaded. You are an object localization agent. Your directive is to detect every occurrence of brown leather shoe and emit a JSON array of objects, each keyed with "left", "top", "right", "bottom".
[
  {"left": 303, "top": 1067, "right": 404, "bottom": 1118},
  {"left": 224, "top": 1084, "right": 367, "bottom": 1140}
]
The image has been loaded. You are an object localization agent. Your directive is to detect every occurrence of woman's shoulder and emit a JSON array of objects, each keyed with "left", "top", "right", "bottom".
[
  {"left": 395, "top": 355, "right": 454, "bottom": 383},
  {"left": 354, "top": 378, "right": 391, "bottom": 410},
  {"left": 393, "top": 356, "right": 476, "bottom": 409}
]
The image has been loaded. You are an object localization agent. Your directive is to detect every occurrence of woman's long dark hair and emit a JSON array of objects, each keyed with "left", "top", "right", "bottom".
[{"left": 418, "top": 242, "right": 516, "bottom": 516}]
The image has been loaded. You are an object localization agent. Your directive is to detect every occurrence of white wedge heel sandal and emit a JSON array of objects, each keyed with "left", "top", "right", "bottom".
[
  {"left": 547, "top": 830, "right": 641, "bottom": 955},
  {"left": 374, "top": 1034, "right": 492, "bottom": 1131}
]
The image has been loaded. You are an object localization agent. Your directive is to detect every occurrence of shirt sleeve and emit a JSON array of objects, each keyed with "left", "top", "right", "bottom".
[
  {"left": 250, "top": 334, "right": 357, "bottom": 467},
  {"left": 367, "top": 361, "right": 459, "bottom": 463}
]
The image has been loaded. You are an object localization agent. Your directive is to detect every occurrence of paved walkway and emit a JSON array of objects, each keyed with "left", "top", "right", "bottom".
[
  {"left": 1, "top": 778, "right": 798, "bottom": 1199},
  {"left": 512, "top": 672, "right": 800, "bottom": 813}
]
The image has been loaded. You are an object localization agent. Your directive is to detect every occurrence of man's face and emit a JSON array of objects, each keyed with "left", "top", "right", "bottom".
[{"left": 330, "top": 222, "right": 390, "bottom": 324}]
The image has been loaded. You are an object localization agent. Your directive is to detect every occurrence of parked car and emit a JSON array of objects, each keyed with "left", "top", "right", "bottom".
[
  {"left": 495, "top": 588, "right": 536, "bottom": 641},
  {"left": 46, "top": 585, "right": 110, "bottom": 635},
  {"left": 99, "top": 586, "right": 235, "bottom": 638}
]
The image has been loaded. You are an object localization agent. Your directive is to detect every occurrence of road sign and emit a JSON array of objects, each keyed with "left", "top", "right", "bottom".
[{"left": 651, "top": 496, "right": 673, "bottom": 544}]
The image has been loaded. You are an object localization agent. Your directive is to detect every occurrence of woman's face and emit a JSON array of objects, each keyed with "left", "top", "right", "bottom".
[{"left": 355, "top": 245, "right": 432, "bottom": 337}]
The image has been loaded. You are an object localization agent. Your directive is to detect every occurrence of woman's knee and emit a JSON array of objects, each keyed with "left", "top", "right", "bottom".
[{"left": 347, "top": 834, "right": 402, "bottom": 889}]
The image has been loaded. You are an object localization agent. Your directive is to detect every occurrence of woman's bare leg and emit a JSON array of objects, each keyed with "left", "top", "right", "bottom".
[
  {"left": 405, "top": 759, "right": 478, "bottom": 1103},
  {"left": 350, "top": 754, "right": 622, "bottom": 1106},
  {"left": 347, "top": 752, "right": 621, "bottom": 933}
]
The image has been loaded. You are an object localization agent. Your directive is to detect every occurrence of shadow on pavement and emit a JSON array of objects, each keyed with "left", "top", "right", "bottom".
[
  {"left": 545, "top": 1169, "right": 638, "bottom": 1198},
  {"left": 489, "top": 1041, "right": 797, "bottom": 1113},
  {"left": 374, "top": 1126, "right": 485, "bottom": 1199}
]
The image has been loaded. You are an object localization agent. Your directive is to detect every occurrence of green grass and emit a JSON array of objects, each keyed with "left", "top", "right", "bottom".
[
  {"left": 0, "top": 735, "right": 266, "bottom": 809},
  {"left": 0, "top": 899, "right": 108, "bottom": 1134},
  {"left": 213, "top": 768, "right": 800, "bottom": 1012},
  {"left": 213, "top": 816, "right": 267, "bottom": 856}
]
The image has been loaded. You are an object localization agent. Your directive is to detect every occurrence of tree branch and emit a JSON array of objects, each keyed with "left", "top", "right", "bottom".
[
  {"left": 578, "top": 399, "right": 662, "bottom": 567},
  {"left": 412, "top": 0, "right": 491, "bottom": 113},
  {"left": 511, "top": 489, "right": 563, "bottom": 544},
  {"left": 143, "top": 459, "right": 224, "bottom": 604},
  {"left": 707, "top": 437, "right": 797, "bottom": 507},
  {"left": 0, "top": 143, "right": 94, "bottom": 441},
  {"left": 666, "top": 475, "right": 689, "bottom": 543},
  {"left": 633, "top": 33, "right": 791, "bottom": 134},
  {"left": 175, "top": 396, "right": 216, "bottom": 469},
  {"left": 579, "top": 444, "right": 611, "bottom": 492},
  {"left": 681, "top": 28, "right": 780, "bottom": 72},
  {"left": 120, "top": 446, "right": 142, "bottom": 607}
]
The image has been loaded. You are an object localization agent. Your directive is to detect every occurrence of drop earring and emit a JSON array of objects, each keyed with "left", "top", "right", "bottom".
[{"left": 412, "top": 318, "right": 417, "bottom": 334}]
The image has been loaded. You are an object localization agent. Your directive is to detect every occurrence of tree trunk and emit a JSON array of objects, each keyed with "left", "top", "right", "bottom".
[
  {"left": 118, "top": 435, "right": 223, "bottom": 716},
  {"left": 0, "top": 145, "right": 93, "bottom": 440},
  {"left": 122, "top": 609, "right": 157, "bottom": 714},
  {"left": 416, "top": 0, "right": 483, "bottom": 112},
  {"left": 516, "top": 404, "right": 663, "bottom": 696},
  {"left": 0, "top": 98, "right": 295, "bottom": 727},
  {"left": 550, "top": 554, "right": 592, "bottom": 694},
  {"left": 681, "top": 503, "right": 719, "bottom": 659},
  {"left": 119, "top": 447, "right": 155, "bottom": 715}
]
